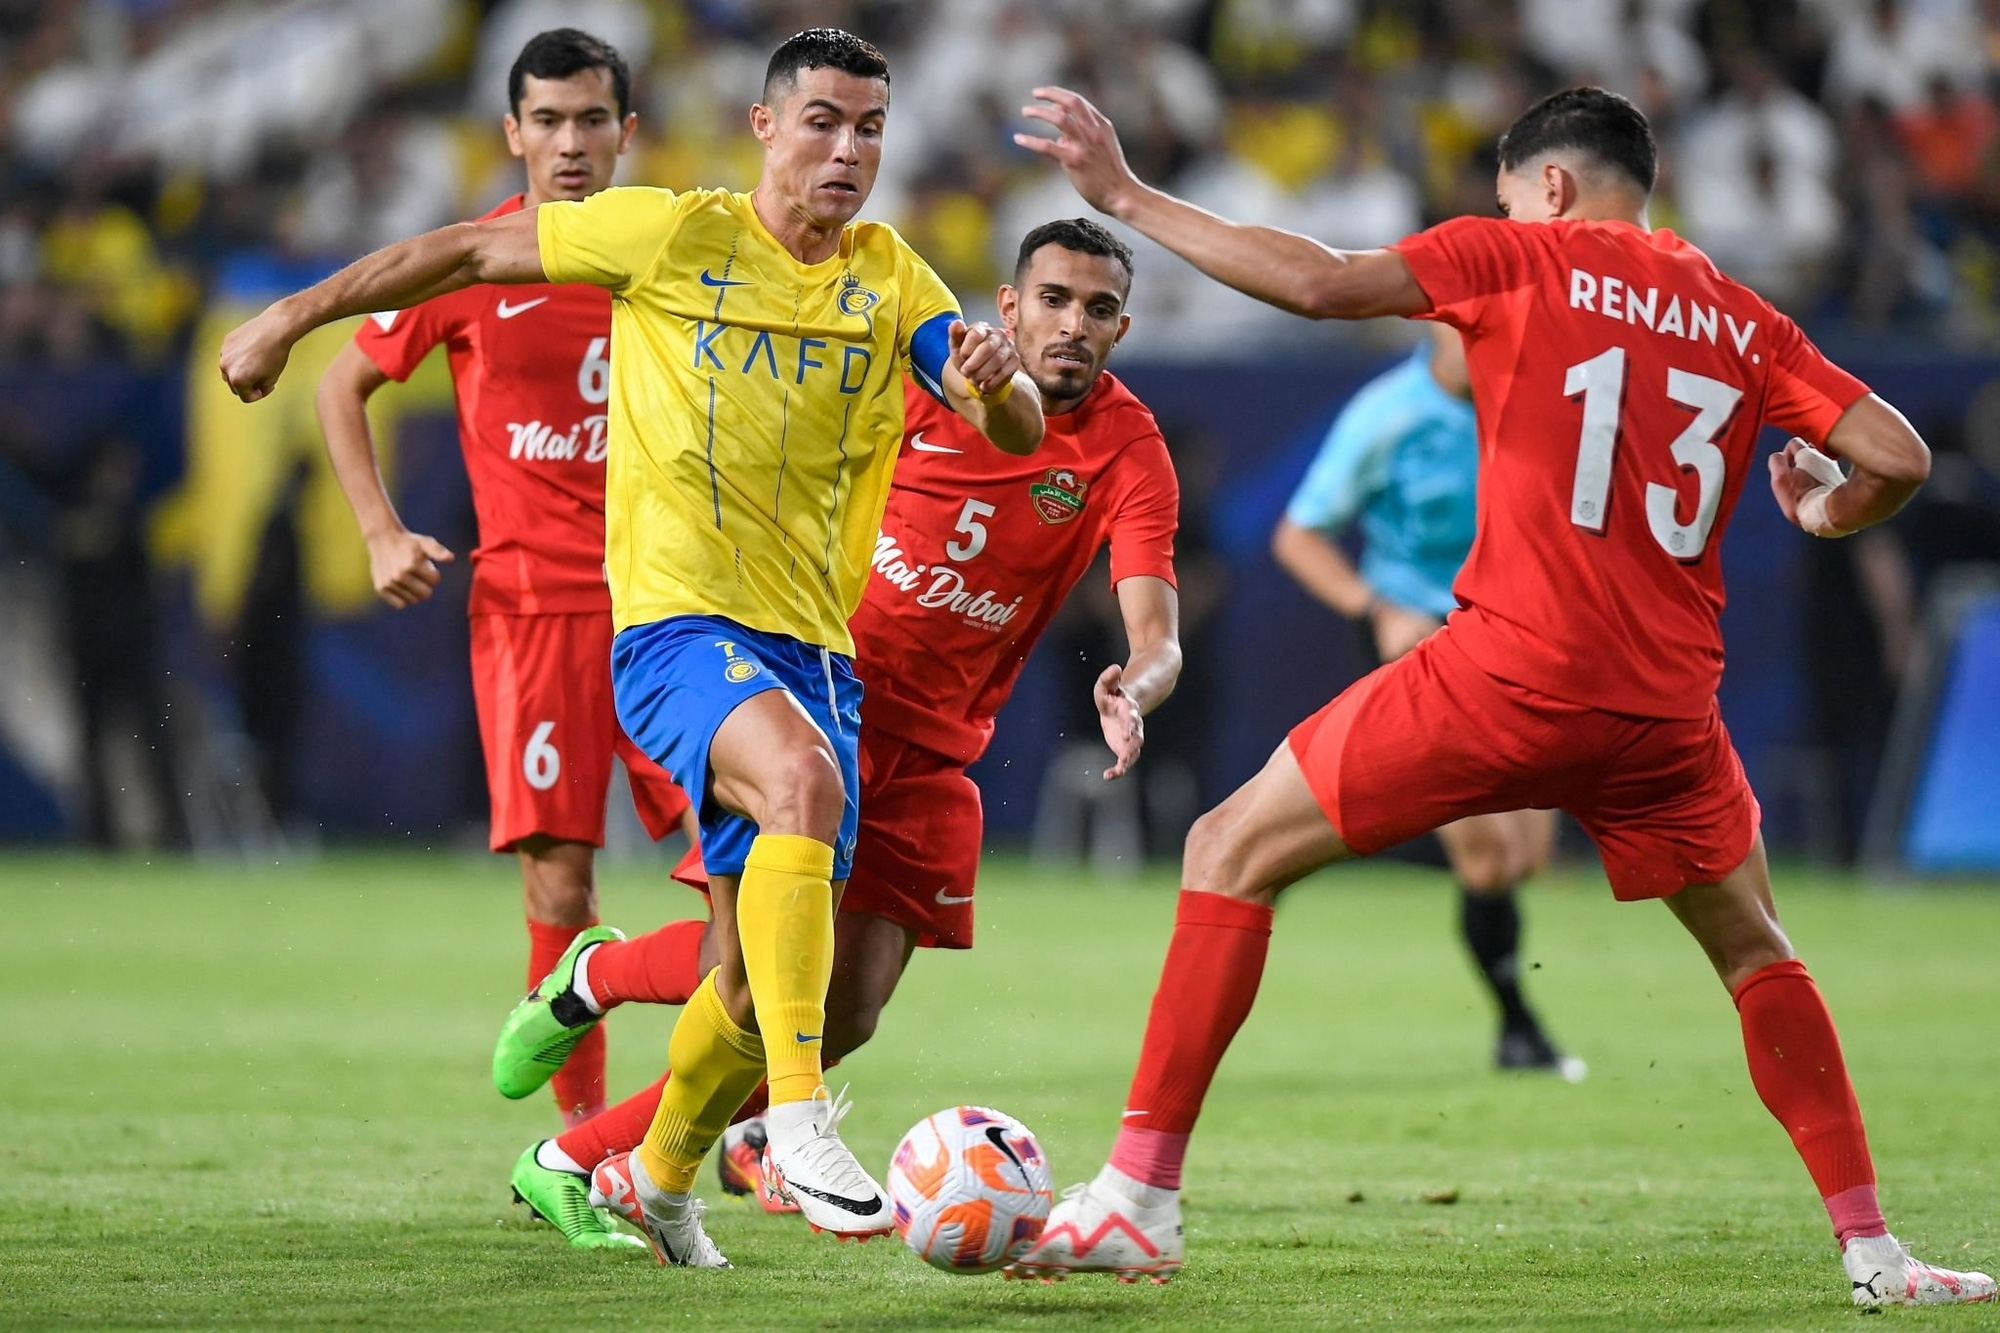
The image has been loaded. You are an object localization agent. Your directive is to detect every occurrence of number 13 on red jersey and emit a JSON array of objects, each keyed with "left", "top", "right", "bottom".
[{"left": 1564, "top": 346, "right": 1742, "bottom": 561}]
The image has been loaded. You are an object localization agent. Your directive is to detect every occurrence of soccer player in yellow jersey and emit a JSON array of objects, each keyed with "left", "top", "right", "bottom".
[{"left": 219, "top": 28, "right": 1045, "bottom": 1266}]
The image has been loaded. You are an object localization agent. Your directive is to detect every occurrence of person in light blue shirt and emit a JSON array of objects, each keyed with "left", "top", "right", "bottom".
[{"left": 1272, "top": 325, "right": 1582, "bottom": 1080}]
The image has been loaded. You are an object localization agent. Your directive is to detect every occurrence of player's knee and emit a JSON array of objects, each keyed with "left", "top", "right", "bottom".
[
  {"left": 757, "top": 745, "right": 845, "bottom": 842},
  {"left": 1183, "top": 804, "right": 1269, "bottom": 902},
  {"left": 824, "top": 1001, "right": 881, "bottom": 1061},
  {"left": 1455, "top": 848, "right": 1515, "bottom": 894}
]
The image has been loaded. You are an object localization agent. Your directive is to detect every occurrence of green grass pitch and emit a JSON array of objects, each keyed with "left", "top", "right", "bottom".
[{"left": 2, "top": 850, "right": 1995, "bottom": 1329}]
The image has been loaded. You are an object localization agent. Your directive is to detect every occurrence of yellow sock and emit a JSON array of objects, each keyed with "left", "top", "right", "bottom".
[
  {"left": 736, "top": 833, "right": 835, "bottom": 1106},
  {"left": 636, "top": 971, "right": 766, "bottom": 1194}
]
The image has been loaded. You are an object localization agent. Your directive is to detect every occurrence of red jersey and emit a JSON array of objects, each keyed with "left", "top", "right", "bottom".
[
  {"left": 352, "top": 195, "right": 613, "bottom": 616},
  {"left": 1393, "top": 216, "right": 1870, "bottom": 719},
  {"left": 849, "top": 374, "right": 1180, "bottom": 763}
]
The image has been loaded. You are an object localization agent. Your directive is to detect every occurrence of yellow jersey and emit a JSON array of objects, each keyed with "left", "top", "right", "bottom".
[{"left": 536, "top": 187, "right": 959, "bottom": 654}]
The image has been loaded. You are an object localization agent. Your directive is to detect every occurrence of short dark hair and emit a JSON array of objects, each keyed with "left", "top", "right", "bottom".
[
  {"left": 509, "top": 29, "right": 631, "bottom": 120},
  {"left": 763, "top": 28, "right": 890, "bottom": 104},
  {"left": 1498, "top": 87, "right": 1657, "bottom": 195},
  {"left": 1013, "top": 218, "right": 1135, "bottom": 292}
]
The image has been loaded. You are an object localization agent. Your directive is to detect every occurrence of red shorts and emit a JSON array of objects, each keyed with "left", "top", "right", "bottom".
[
  {"left": 1288, "top": 633, "right": 1760, "bottom": 901},
  {"left": 671, "top": 728, "right": 984, "bottom": 949},
  {"left": 469, "top": 611, "right": 691, "bottom": 853}
]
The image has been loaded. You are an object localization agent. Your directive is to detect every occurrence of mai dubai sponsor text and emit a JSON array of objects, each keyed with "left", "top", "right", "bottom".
[
  {"left": 505, "top": 414, "right": 609, "bottom": 464},
  {"left": 870, "top": 530, "right": 1024, "bottom": 630}
]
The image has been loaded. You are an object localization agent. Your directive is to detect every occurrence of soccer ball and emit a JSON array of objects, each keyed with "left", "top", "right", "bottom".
[{"left": 887, "top": 1106, "right": 1054, "bottom": 1273}]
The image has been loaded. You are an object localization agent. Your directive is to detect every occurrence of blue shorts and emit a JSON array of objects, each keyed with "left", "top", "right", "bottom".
[{"left": 611, "top": 615, "right": 862, "bottom": 880}]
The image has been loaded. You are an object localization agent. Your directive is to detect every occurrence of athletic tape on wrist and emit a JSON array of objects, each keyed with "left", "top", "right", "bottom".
[
  {"left": 972, "top": 377, "right": 1014, "bottom": 407},
  {"left": 1792, "top": 442, "right": 1847, "bottom": 536},
  {"left": 1796, "top": 485, "right": 1841, "bottom": 536}
]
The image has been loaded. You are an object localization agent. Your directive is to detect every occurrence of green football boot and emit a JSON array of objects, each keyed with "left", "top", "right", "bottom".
[
  {"left": 509, "top": 1143, "right": 647, "bottom": 1251},
  {"left": 493, "top": 924, "right": 623, "bottom": 1100}
]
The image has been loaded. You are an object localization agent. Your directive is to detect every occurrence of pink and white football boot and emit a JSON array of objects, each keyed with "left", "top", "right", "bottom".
[
  {"left": 1844, "top": 1233, "right": 1994, "bottom": 1307},
  {"left": 1007, "top": 1165, "right": 1183, "bottom": 1284}
]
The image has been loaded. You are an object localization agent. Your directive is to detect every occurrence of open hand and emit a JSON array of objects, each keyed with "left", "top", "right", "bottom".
[
  {"left": 218, "top": 305, "right": 298, "bottom": 403},
  {"left": 948, "top": 318, "right": 1021, "bottom": 397},
  {"left": 367, "top": 528, "right": 455, "bottom": 609},
  {"left": 1094, "top": 663, "right": 1144, "bottom": 781},
  {"left": 1014, "top": 86, "right": 1140, "bottom": 215}
]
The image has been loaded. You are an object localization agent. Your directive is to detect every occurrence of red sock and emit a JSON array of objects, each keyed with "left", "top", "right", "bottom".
[
  {"left": 528, "top": 919, "right": 607, "bottom": 1124},
  {"left": 584, "top": 918, "right": 707, "bottom": 1009},
  {"left": 1734, "top": 959, "right": 1886, "bottom": 1245},
  {"left": 557, "top": 1075, "right": 665, "bottom": 1168},
  {"left": 1108, "top": 890, "right": 1274, "bottom": 1190}
]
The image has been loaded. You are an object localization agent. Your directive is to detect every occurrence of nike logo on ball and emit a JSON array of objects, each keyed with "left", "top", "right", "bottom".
[
  {"left": 909, "top": 432, "right": 961, "bottom": 454},
  {"left": 934, "top": 888, "right": 974, "bottom": 905},
  {"left": 983, "top": 1126, "right": 1027, "bottom": 1179},
  {"left": 495, "top": 297, "right": 549, "bottom": 319},
  {"left": 699, "top": 269, "right": 752, "bottom": 287}
]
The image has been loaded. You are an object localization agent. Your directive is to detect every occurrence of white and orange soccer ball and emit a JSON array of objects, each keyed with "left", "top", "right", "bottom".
[{"left": 887, "top": 1106, "right": 1054, "bottom": 1273}]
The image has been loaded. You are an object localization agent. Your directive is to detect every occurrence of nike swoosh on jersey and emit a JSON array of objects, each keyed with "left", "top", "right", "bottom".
[
  {"left": 699, "top": 269, "right": 753, "bottom": 288},
  {"left": 785, "top": 1181, "right": 885, "bottom": 1215},
  {"left": 495, "top": 297, "right": 549, "bottom": 319},
  {"left": 909, "top": 432, "right": 961, "bottom": 454},
  {"left": 934, "top": 888, "right": 975, "bottom": 905}
]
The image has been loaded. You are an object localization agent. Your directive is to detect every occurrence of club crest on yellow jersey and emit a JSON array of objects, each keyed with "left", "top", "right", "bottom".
[{"left": 838, "top": 270, "right": 882, "bottom": 319}]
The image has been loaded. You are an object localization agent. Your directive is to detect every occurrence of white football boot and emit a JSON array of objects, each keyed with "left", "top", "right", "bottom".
[
  {"left": 588, "top": 1150, "right": 731, "bottom": 1268},
  {"left": 1007, "top": 1165, "right": 1184, "bottom": 1284},
  {"left": 1844, "top": 1233, "right": 1994, "bottom": 1306},
  {"left": 760, "top": 1085, "right": 894, "bottom": 1240}
]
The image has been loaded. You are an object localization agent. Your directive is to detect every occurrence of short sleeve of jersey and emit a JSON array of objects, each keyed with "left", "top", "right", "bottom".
[
  {"left": 1391, "top": 216, "right": 1541, "bottom": 332},
  {"left": 537, "top": 187, "right": 682, "bottom": 294},
  {"left": 1762, "top": 310, "right": 1871, "bottom": 445},
  {"left": 1284, "top": 384, "right": 1404, "bottom": 532},
  {"left": 351, "top": 300, "right": 457, "bottom": 382},
  {"left": 1107, "top": 432, "right": 1180, "bottom": 589},
  {"left": 893, "top": 236, "right": 962, "bottom": 397}
]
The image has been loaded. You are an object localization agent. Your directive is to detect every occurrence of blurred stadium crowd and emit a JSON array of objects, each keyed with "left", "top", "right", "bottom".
[
  {"left": 8, "top": 0, "right": 2000, "bottom": 365},
  {"left": 1, "top": 0, "right": 1997, "bottom": 864}
]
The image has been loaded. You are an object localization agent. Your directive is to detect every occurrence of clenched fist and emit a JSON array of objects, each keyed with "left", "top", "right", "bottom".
[{"left": 218, "top": 305, "right": 299, "bottom": 403}]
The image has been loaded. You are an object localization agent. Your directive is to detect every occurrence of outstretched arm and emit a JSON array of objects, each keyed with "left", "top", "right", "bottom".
[
  {"left": 939, "top": 318, "right": 1044, "bottom": 456},
  {"left": 1768, "top": 394, "right": 1930, "bottom": 537},
  {"left": 220, "top": 209, "right": 545, "bottom": 402},
  {"left": 314, "top": 341, "right": 455, "bottom": 609},
  {"left": 1095, "top": 575, "right": 1182, "bottom": 781},
  {"left": 1016, "top": 87, "right": 1428, "bottom": 321}
]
